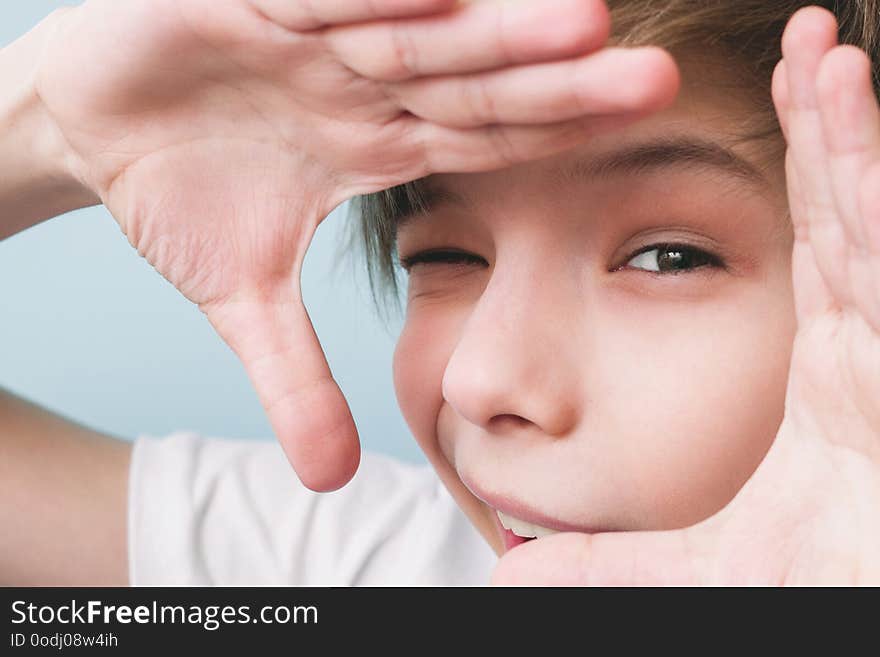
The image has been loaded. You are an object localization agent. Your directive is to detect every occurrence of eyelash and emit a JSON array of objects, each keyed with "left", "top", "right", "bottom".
[
  {"left": 398, "top": 249, "right": 485, "bottom": 272},
  {"left": 398, "top": 245, "right": 725, "bottom": 274}
]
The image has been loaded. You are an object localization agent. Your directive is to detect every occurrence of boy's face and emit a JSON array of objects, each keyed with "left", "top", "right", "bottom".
[{"left": 392, "top": 74, "right": 797, "bottom": 555}]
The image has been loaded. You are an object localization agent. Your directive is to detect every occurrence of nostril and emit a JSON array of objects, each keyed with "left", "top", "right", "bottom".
[{"left": 488, "top": 414, "right": 531, "bottom": 432}]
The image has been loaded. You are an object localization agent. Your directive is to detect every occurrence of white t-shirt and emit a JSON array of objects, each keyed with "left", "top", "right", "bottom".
[{"left": 127, "top": 432, "right": 497, "bottom": 586}]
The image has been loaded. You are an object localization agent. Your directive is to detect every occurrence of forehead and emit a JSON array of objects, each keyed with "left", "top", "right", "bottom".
[{"left": 394, "top": 73, "right": 787, "bottom": 232}]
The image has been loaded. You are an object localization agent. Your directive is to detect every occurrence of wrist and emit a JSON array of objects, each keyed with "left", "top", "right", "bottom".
[{"left": 0, "top": 8, "right": 98, "bottom": 238}]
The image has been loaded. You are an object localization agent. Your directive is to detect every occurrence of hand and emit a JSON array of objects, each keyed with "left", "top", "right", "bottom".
[
  {"left": 36, "top": 0, "right": 679, "bottom": 490},
  {"left": 491, "top": 6, "right": 880, "bottom": 585}
]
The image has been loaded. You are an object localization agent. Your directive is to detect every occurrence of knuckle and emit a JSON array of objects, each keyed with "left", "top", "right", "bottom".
[
  {"left": 557, "top": 0, "right": 611, "bottom": 52},
  {"left": 404, "top": 117, "right": 435, "bottom": 177},
  {"left": 486, "top": 124, "right": 521, "bottom": 167},
  {"left": 462, "top": 78, "right": 497, "bottom": 125},
  {"left": 387, "top": 22, "right": 421, "bottom": 81}
]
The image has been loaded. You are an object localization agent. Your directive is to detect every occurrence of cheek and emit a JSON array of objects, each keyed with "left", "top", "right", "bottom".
[
  {"left": 393, "top": 302, "right": 503, "bottom": 554},
  {"left": 604, "top": 286, "right": 796, "bottom": 527},
  {"left": 393, "top": 310, "right": 460, "bottom": 461}
]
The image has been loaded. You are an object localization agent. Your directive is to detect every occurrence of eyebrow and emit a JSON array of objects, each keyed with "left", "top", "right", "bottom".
[{"left": 393, "top": 136, "right": 770, "bottom": 230}]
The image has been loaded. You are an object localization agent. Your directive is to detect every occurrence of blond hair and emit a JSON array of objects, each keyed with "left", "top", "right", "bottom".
[{"left": 345, "top": 0, "right": 880, "bottom": 322}]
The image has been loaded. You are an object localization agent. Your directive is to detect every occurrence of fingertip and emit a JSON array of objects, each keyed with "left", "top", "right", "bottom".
[
  {"left": 294, "top": 438, "right": 362, "bottom": 492},
  {"left": 780, "top": 7, "right": 839, "bottom": 110},
  {"left": 816, "top": 45, "right": 874, "bottom": 107},
  {"left": 771, "top": 58, "right": 789, "bottom": 107},
  {"left": 505, "top": 0, "right": 612, "bottom": 65},
  {"left": 245, "top": 336, "right": 363, "bottom": 493},
  {"left": 781, "top": 5, "right": 839, "bottom": 59},
  {"left": 286, "top": 434, "right": 361, "bottom": 493},
  {"left": 554, "top": 0, "right": 611, "bottom": 55},
  {"left": 816, "top": 45, "right": 880, "bottom": 159},
  {"left": 584, "top": 0, "right": 612, "bottom": 48},
  {"left": 277, "top": 388, "right": 363, "bottom": 492},
  {"left": 635, "top": 46, "right": 681, "bottom": 112}
]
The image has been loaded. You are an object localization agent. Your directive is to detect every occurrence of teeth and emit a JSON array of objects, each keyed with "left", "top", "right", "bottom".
[{"left": 497, "top": 510, "right": 559, "bottom": 539}]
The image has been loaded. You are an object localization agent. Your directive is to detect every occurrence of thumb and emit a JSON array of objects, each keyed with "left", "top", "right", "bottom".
[
  {"left": 490, "top": 528, "right": 712, "bottom": 586},
  {"left": 203, "top": 282, "right": 360, "bottom": 492}
]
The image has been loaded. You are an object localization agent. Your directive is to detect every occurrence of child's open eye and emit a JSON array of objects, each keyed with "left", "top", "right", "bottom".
[
  {"left": 398, "top": 249, "right": 486, "bottom": 272},
  {"left": 621, "top": 243, "right": 724, "bottom": 274}
]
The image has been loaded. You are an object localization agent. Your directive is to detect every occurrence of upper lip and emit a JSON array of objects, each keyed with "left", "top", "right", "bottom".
[{"left": 461, "top": 474, "right": 614, "bottom": 534}]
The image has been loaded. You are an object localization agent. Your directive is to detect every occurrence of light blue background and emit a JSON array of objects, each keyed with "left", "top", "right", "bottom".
[{"left": 0, "top": 1, "right": 425, "bottom": 464}]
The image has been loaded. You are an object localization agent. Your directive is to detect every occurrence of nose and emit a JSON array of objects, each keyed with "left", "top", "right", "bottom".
[{"left": 441, "top": 254, "right": 582, "bottom": 437}]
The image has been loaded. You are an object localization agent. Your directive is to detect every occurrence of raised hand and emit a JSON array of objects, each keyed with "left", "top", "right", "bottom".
[
  {"left": 35, "top": 0, "right": 679, "bottom": 490},
  {"left": 492, "top": 6, "right": 880, "bottom": 585}
]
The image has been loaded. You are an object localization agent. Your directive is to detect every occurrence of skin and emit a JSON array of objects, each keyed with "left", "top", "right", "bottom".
[{"left": 394, "top": 59, "right": 798, "bottom": 555}]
